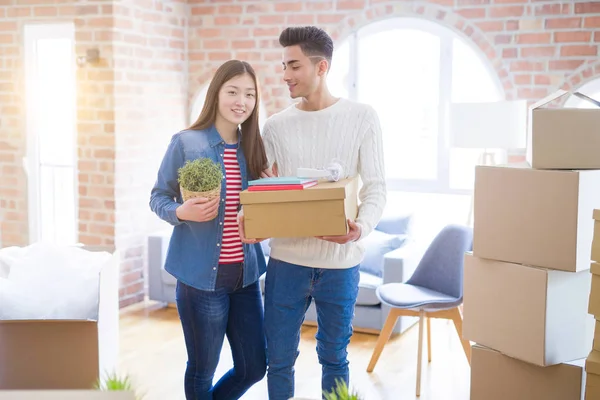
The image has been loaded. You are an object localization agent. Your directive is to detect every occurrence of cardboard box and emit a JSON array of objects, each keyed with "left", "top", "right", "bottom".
[
  {"left": 594, "top": 318, "right": 600, "bottom": 352},
  {"left": 470, "top": 345, "right": 585, "bottom": 400},
  {"left": 463, "top": 254, "right": 594, "bottom": 366},
  {"left": 240, "top": 177, "right": 358, "bottom": 239},
  {"left": 527, "top": 89, "right": 600, "bottom": 169},
  {"left": 0, "top": 247, "right": 119, "bottom": 390},
  {"left": 474, "top": 165, "right": 600, "bottom": 272},
  {"left": 592, "top": 209, "right": 600, "bottom": 262},
  {"left": 0, "top": 392, "right": 134, "bottom": 400},
  {"left": 590, "top": 263, "right": 600, "bottom": 318},
  {"left": 586, "top": 368, "right": 600, "bottom": 400}
]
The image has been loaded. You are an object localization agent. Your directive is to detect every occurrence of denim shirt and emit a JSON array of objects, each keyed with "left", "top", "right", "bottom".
[{"left": 149, "top": 125, "right": 266, "bottom": 291}]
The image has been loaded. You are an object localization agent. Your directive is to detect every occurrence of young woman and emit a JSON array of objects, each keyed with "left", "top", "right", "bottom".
[{"left": 149, "top": 60, "right": 268, "bottom": 400}]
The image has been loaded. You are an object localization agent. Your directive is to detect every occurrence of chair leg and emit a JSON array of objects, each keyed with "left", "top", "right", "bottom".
[
  {"left": 426, "top": 317, "right": 432, "bottom": 363},
  {"left": 416, "top": 310, "right": 425, "bottom": 397},
  {"left": 367, "top": 308, "right": 400, "bottom": 372},
  {"left": 450, "top": 307, "right": 471, "bottom": 365}
]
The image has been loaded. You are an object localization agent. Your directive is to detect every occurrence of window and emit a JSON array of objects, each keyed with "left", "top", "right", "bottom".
[
  {"left": 564, "top": 79, "right": 600, "bottom": 109},
  {"left": 328, "top": 18, "right": 503, "bottom": 193},
  {"left": 24, "top": 23, "right": 77, "bottom": 244},
  {"left": 189, "top": 82, "right": 268, "bottom": 130}
]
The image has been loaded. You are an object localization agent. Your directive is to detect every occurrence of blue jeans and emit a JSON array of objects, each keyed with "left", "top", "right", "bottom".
[
  {"left": 175, "top": 263, "right": 266, "bottom": 400},
  {"left": 264, "top": 258, "right": 360, "bottom": 400}
]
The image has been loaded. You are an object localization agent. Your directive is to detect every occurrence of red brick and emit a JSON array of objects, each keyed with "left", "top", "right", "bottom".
[
  {"left": 489, "top": 6, "right": 524, "bottom": 18},
  {"left": 457, "top": 0, "right": 490, "bottom": 4},
  {"left": 595, "top": 32, "right": 600, "bottom": 43},
  {"left": 518, "top": 88, "right": 551, "bottom": 99},
  {"left": 214, "top": 16, "right": 239, "bottom": 25},
  {"left": 203, "top": 39, "right": 228, "bottom": 50},
  {"left": 548, "top": 60, "right": 586, "bottom": 71},
  {"left": 190, "top": 6, "right": 215, "bottom": 15},
  {"left": 546, "top": 18, "right": 582, "bottom": 29},
  {"left": 318, "top": 14, "right": 345, "bottom": 24},
  {"left": 259, "top": 15, "right": 284, "bottom": 25},
  {"left": 457, "top": 8, "right": 487, "bottom": 18},
  {"left": 502, "top": 48, "right": 518, "bottom": 58},
  {"left": 584, "top": 17, "right": 600, "bottom": 28},
  {"left": 534, "top": 75, "right": 553, "bottom": 85},
  {"left": 7, "top": 7, "right": 31, "bottom": 17},
  {"left": 520, "top": 46, "right": 556, "bottom": 58},
  {"left": 287, "top": 14, "right": 315, "bottom": 25},
  {"left": 476, "top": 21, "right": 504, "bottom": 32},
  {"left": 560, "top": 45, "right": 598, "bottom": 57},
  {"left": 495, "top": 34, "right": 512, "bottom": 45},
  {"left": 510, "top": 61, "right": 545, "bottom": 72},
  {"left": 254, "top": 27, "right": 279, "bottom": 37},
  {"left": 208, "top": 52, "right": 232, "bottom": 61},
  {"left": 575, "top": 2, "right": 600, "bottom": 14},
  {"left": 231, "top": 40, "right": 255, "bottom": 49},
  {"left": 218, "top": 5, "right": 243, "bottom": 14},
  {"left": 336, "top": 0, "right": 365, "bottom": 10},
  {"left": 534, "top": 4, "right": 571, "bottom": 16},
  {"left": 516, "top": 33, "right": 551, "bottom": 44},
  {"left": 274, "top": 2, "right": 302, "bottom": 12},
  {"left": 554, "top": 32, "right": 592, "bottom": 43}
]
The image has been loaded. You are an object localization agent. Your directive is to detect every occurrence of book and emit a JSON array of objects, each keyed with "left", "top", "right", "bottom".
[
  {"left": 247, "top": 181, "right": 318, "bottom": 191},
  {"left": 248, "top": 177, "right": 317, "bottom": 186}
]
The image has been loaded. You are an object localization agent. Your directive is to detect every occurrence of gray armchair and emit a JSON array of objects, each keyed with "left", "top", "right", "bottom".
[{"left": 148, "top": 213, "right": 420, "bottom": 335}]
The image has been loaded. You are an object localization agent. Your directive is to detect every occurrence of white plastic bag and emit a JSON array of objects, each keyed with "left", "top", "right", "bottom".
[{"left": 0, "top": 242, "right": 112, "bottom": 320}]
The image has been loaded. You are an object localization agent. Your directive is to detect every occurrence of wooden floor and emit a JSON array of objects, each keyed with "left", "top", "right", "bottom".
[{"left": 117, "top": 301, "right": 471, "bottom": 400}]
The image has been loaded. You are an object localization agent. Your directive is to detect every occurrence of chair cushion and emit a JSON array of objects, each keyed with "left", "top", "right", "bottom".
[
  {"left": 377, "top": 282, "right": 461, "bottom": 310},
  {"left": 376, "top": 212, "right": 413, "bottom": 236},
  {"left": 359, "top": 230, "right": 405, "bottom": 277}
]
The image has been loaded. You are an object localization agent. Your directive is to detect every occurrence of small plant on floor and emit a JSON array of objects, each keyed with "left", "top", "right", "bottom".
[
  {"left": 94, "top": 371, "right": 144, "bottom": 400},
  {"left": 323, "top": 379, "right": 363, "bottom": 400}
]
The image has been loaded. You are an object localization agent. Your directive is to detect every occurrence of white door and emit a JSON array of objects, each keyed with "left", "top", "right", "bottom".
[{"left": 24, "top": 23, "right": 77, "bottom": 244}]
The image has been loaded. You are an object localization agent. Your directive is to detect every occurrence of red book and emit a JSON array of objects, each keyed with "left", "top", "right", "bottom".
[{"left": 247, "top": 181, "right": 318, "bottom": 191}]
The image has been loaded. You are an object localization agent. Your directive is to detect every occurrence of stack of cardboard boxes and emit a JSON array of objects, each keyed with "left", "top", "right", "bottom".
[
  {"left": 586, "top": 210, "right": 600, "bottom": 398},
  {"left": 463, "top": 90, "right": 600, "bottom": 400}
]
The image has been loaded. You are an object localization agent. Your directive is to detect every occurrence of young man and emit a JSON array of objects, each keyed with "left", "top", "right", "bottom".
[{"left": 244, "top": 26, "right": 386, "bottom": 399}]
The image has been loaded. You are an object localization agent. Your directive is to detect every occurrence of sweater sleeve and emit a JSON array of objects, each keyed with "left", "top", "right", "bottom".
[
  {"left": 262, "top": 120, "right": 277, "bottom": 170},
  {"left": 355, "top": 106, "right": 386, "bottom": 240}
]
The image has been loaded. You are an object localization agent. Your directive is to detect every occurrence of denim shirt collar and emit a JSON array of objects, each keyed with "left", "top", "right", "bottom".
[{"left": 208, "top": 124, "right": 242, "bottom": 148}]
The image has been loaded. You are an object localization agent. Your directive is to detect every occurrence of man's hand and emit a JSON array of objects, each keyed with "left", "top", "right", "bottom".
[
  {"left": 238, "top": 211, "right": 266, "bottom": 244},
  {"left": 316, "top": 219, "right": 361, "bottom": 244}
]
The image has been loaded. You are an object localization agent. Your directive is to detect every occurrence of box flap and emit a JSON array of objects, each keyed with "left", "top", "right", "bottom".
[
  {"left": 240, "top": 177, "right": 356, "bottom": 205},
  {"left": 529, "top": 89, "right": 570, "bottom": 110},
  {"left": 572, "top": 92, "right": 600, "bottom": 108},
  {"left": 592, "top": 262, "right": 600, "bottom": 276},
  {"left": 587, "top": 350, "right": 600, "bottom": 375},
  {"left": 594, "top": 209, "right": 600, "bottom": 221}
]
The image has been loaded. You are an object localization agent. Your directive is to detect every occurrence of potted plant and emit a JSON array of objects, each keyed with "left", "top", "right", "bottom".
[
  {"left": 323, "top": 379, "right": 363, "bottom": 400},
  {"left": 94, "top": 371, "right": 144, "bottom": 400},
  {"left": 177, "top": 158, "right": 222, "bottom": 203}
]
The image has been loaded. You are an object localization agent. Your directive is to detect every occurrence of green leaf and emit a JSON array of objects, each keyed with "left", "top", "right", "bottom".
[{"left": 177, "top": 158, "right": 223, "bottom": 192}]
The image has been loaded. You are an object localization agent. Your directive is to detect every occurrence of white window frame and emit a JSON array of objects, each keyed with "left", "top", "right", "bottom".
[
  {"left": 337, "top": 18, "right": 504, "bottom": 195},
  {"left": 24, "top": 23, "right": 78, "bottom": 244}
]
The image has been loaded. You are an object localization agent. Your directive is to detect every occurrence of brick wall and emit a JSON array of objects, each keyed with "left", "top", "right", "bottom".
[
  {"left": 0, "top": 0, "right": 187, "bottom": 307},
  {"left": 188, "top": 0, "right": 600, "bottom": 112},
  {"left": 2, "top": 0, "right": 600, "bottom": 307},
  {"left": 112, "top": 0, "right": 188, "bottom": 306}
]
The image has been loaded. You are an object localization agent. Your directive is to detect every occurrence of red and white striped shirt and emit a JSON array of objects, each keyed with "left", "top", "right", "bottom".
[{"left": 218, "top": 144, "right": 244, "bottom": 264}]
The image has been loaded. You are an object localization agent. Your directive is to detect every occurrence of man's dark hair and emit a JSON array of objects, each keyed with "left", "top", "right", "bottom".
[{"left": 279, "top": 26, "right": 334, "bottom": 64}]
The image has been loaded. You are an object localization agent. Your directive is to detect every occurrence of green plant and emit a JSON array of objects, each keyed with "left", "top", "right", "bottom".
[
  {"left": 323, "top": 379, "right": 363, "bottom": 400},
  {"left": 94, "top": 371, "right": 144, "bottom": 400},
  {"left": 177, "top": 158, "right": 222, "bottom": 192}
]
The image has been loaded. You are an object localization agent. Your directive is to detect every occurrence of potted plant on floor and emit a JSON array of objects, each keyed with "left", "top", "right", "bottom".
[
  {"left": 94, "top": 371, "right": 144, "bottom": 400},
  {"left": 323, "top": 379, "right": 363, "bottom": 400},
  {"left": 177, "top": 158, "right": 222, "bottom": 204}
]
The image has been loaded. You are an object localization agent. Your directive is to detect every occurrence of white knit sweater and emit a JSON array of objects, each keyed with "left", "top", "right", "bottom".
[{"left": 262, "top": 98, "right": 386, "bottom": 269}]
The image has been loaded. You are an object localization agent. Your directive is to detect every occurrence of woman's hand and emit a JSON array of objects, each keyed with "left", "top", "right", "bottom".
[
  {"left": 260, "top": 162, "right": 278, "bottom": 178},
  {"left": 176, "top": 197, "right": 219, "bottom": 223}
]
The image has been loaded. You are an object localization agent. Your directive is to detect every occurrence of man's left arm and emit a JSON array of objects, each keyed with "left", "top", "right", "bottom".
[
  {"left": 354, "top": 106, "right": 386, "bottom": 241},
  {"left": 318, "top": 107, "right": 386, "bottom": 244}
]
